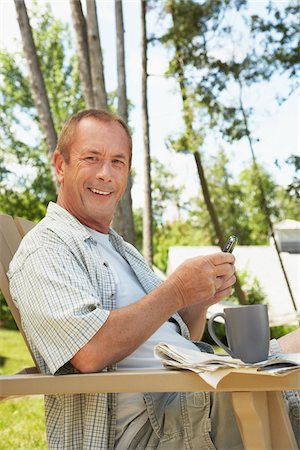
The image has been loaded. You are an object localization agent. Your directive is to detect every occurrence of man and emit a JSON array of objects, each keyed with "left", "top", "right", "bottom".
[{"left": 8, "top": 109, "right": 299, "bottom": 449}]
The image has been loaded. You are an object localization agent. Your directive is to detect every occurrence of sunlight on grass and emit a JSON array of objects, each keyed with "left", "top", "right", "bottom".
[
  {"left": 0, "top": 329, "right": 34, "bottom": 375},
  {"left": 0, "top": 329, "right": 47, "bottom": 449}
]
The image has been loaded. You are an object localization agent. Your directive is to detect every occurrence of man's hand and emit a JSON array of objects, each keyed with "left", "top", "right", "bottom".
[{"left": 166, "top": 252, "right": 236, "bottom": 310}]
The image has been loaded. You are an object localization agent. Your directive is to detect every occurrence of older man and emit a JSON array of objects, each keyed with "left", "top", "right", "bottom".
[{"left": 9, "top": 109, "right": 299, "bottom": 449}]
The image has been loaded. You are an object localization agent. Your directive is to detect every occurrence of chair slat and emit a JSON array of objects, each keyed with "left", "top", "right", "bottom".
[
  {"left": 0, "top": 215, "right": 22, "bottom": 273},
  {"left": 0, "top": 214, "right": 38, "bottom": 369},
  {"left": 14, "top": 216, "right": 36, "bottom": 237}
]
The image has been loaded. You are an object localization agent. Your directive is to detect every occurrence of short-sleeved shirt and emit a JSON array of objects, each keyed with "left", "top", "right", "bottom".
[{"left": 8, "top": 202, "right": 190, "bottom": 450}]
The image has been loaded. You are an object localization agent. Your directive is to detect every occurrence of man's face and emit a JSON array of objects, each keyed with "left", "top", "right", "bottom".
[{"left": 54, "top": 118, "right": 131, "bottom": 233}]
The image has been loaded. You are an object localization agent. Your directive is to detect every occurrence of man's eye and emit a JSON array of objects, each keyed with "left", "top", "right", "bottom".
[
  {"left": 85, "top": 156, "right": 97, "bottom": 161},
  {"left": 112, "top": 159, "right": 124, "bottom": 165}
]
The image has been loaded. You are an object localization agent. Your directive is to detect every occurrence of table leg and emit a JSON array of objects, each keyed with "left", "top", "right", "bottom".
[
  {"left": 267, "top": 391, "right": 297, "bottom": 450},
  {"left": 231, "top": 391, "right": 271, "bottom": 449}
]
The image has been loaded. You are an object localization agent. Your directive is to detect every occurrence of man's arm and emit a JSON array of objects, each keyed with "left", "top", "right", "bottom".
[
  {"left": 70, "top": 252, "right": 235, "bottom": 372},
  {"left": 278, "top": 328, "right": 300, "bottom": 353}
]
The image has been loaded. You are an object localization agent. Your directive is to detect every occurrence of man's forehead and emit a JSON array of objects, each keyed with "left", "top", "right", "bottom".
[
  {"left": 74, "top": 118, "right": 129, "bottom": 143},
  {"left": 76, "top": 117, "right": 123, "bottom": 132},
  {"left": 70, "top": 119, "right": 130, "bottom": 158}
]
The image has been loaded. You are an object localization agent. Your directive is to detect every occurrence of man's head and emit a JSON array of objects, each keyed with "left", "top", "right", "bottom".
[
  {"left": 55, "top": 109, "right": 132, "bottom": 167},
  {"left": 53, "top": 109, "right": 132, "bottom": 233}
]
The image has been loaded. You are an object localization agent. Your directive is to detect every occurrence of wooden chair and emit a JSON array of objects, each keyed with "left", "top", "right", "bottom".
[{"left": 0, "top": 213, "right": 298, "bottom": 449}]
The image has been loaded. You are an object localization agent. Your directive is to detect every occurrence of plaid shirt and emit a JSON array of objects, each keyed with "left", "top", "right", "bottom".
[{"left": 8, "top": 202, "right": 189, "bottom": 450}]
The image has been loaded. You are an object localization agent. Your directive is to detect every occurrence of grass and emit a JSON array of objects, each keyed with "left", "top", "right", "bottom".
[{"left": 0, "top": 329, "right": 47, "bottom": 450}]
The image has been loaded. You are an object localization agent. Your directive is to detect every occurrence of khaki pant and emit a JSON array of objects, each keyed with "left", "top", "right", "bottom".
[{"left": 128, "top": 391, "right": 243, "bottom": 450}]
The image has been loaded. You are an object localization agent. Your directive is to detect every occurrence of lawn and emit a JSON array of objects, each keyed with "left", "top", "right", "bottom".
[{"left": 0, "top": 329, "right": 47, "bottom": 449}]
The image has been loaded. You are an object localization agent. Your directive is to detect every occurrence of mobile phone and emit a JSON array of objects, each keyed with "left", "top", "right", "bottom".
[{"left": 223, "top": 235, "right": 238, "bottom": 253}]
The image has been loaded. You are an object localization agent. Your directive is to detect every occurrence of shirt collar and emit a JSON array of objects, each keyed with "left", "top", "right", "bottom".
[
  {"left": 46, "top": 202, "right": 126, "bottom": 255},
  {"left": 46, "top": 202, "right": 91, "bottom": 240}
]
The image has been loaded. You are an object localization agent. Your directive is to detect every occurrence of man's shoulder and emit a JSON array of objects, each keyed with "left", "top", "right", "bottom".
[{"left": 9, "top": 203, "right": 92, "bottom": 274}]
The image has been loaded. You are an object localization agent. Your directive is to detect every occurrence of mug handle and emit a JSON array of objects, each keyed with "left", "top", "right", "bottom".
[{"left": 207, "top": 312, "right": 233, "bottom": 357}]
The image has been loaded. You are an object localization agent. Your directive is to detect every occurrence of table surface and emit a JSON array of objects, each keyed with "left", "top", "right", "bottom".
[{"left": 1, "top": 367, "right": 300, "bottom": 397}]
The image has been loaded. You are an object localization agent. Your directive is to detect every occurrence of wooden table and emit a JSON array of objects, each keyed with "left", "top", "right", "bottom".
[{"left": 1, "top": 367, "right": 299, "bottom": 449}]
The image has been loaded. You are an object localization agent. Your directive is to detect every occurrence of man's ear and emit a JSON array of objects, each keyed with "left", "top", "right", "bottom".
[{"left": 53, "top": 150, "right": 65, "bottom": 184}]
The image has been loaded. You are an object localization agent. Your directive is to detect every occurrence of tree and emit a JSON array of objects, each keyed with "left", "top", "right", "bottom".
[
  {"left": 69, "top": 0, "right": 94, "bottom": 108},
  {"left": 161, "top": 0, "right": 248, "bottom": 303},
  {"left": 86, "top": 0, "right": 108, "bottom": 109},
  {"left": 151, "top": 158, "right": 185, "bottom": 226},
  {"left": 141, "top": 0, "right": 153, "bottom": 266},
  {"left": 112, "top": 0, "right": 135, "bottom": 245},
  {"left": 1, "top": 4, "right": 84, "bottom": 328},
  {"left": 14, "top": 0, "right": 57, "bottom": 186},
  {"left": 114, "top": 0, "right": 128, "bottom": 122},
  {"left": 150, "top": 152, "right": 298, "bottom": 273},
  {"left": 237, "top": 82, "right": 298, "bottom": 312},
  {"left": 157, "top": 0, "right": 299, "bottom": 304},
  {"left": 250, "top": 1, "right": 299, "bottom": 97},
  {"left": 0, "top": 3, "right": 84, "bottom": 220},
  {"left": 189, "top": 151, "right": 282, "bottom": 245},
  {"left": 284, "top": 155, "right": 300, "bottom": 200}
]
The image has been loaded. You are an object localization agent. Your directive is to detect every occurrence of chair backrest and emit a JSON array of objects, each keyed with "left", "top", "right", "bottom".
[
  {"left": 14, "top": 216, "right": 36, "bottom": 237},
  {"left": 0, "top": 214, "right": 39, "bottom": 369}
]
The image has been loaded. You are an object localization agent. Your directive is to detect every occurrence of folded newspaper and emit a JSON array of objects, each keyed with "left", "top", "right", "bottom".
[{"left": 154, "top": 343, "right": 300, "bottom": 375}]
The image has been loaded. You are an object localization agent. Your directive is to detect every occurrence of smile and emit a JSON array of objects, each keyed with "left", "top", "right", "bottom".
[{"left": 89, "top": 188, "right": 112, "bottom": 196}]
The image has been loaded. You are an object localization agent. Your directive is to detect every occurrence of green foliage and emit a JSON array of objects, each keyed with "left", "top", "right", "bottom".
[
  {"left": 153, "top": 220, "right": 205, "bottom": 272},
  {"left": 270, "top": 324, "right": 298, "bottom": 340},
  {"left": 0, "top": 3, "right": 85, "bottom": 328},
  {"left": 0, "top": 292, "right": 17, "bottom": 330},
  {"left": 158, "top": 0, "right": 299, "bottom": 152},
  {"left": 231, "top": 269, "right": 268, "bottom": 306},
  {"left": 284, "top": 154, "right": 300, "bottom": 200},
  {"left": 0, "top": 328, "right": 34, "bottom": 374},
  {"left": 0, "top": 2, "right": 84, "bottom": 221},
  {"left": 187, "top": 150, "right": 296, "bottom": 245},
  {"left": 150, "top": 152, "right": 298, "bottom": 272},
  {"left": 250, "top": 2, "right": 299, "bottom": 96},
  {"left": 159, "top": 0, "right": 253, "bottom": 145},
  {"left": 133, "top": 207, "right": 143, "bottom": 253},
  {"left": 151, "top": 158, "right": 186, "bottom": 225}
]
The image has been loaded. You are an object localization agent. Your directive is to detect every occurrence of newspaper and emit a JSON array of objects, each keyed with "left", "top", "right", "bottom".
[{"left": 154, "top": 343, "right": 300, "bottom": 385}]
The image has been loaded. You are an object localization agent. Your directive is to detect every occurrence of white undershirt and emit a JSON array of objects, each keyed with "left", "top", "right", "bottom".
[{"left": 86, "top": 228, "right": 199, "bottom": 448}]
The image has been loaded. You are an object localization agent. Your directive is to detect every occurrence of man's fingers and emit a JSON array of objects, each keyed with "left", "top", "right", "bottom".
[
  {"left": 209, "top": 252, "right": 235, "bottom": 265},
  {"left": 215, "top": 274, "right": 236, "bottom": 291},
  {"left": 220, "top": 274, "right": 236, "bottom": 290},
  {"left": 213, "top": 286, "right": 234, "bottom": 302},
  {"left": 215, "top": 263, "right": 236, "bottom": 278}
]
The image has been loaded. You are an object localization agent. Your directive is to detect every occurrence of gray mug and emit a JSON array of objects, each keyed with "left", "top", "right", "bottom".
[{"left": 207, "top": 304, "right": 270, "bottom": 363}]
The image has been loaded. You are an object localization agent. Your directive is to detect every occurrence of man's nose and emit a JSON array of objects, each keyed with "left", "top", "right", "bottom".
[{"left": 95, "top": 161, "right": 112, "bottom": 181}]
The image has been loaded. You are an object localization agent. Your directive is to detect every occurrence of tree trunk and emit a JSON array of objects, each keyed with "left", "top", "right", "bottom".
[
  {"left": 141, "top": 0, "right": 153, "bottom": 266},
  {"left": 238, "top": 80, "right": 297, "bottom": 314},
  {"left": 14, "top": 0, "right": 57, "bottom": 187},
  {"left": 193, "top": 152, "right": 247, "bottom": 304},
  {"left": 169, "top": 3, "right": 247, "bottom": 305},
  {"left": 86, "top": 0, "right": 108, "bottom": 110},
  {"left": 69, "top": 0, "right": 94, "bottom": 108},
  {"left": 112, "top": 0, "right": 135, "bottom": 245},
  {"left": 114, "top": 0, "right": 128, "bottom": 122}
]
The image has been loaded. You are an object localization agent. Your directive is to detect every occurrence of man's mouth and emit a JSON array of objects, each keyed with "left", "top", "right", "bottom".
[{"left": 89, "top": 188, "right": 112, "bottom": 196}]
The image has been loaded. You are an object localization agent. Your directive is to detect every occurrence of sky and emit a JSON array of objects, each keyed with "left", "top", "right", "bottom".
[{"left": 0, "top": 0, "right": 299, "bottom": 212}]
